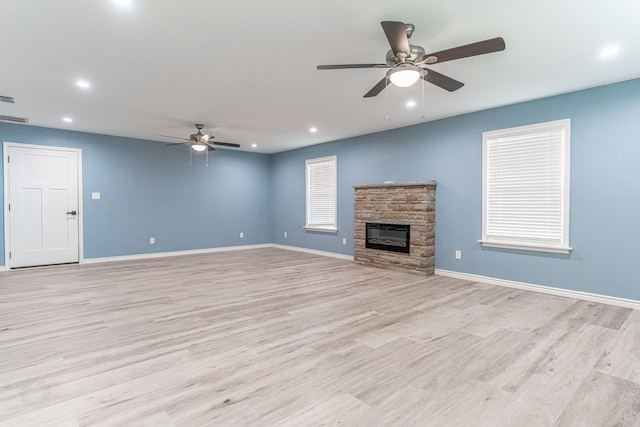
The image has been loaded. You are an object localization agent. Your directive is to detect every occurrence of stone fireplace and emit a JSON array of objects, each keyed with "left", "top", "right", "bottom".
[{"left": 354, "top": 181, "right": 436, "bottom": 275}]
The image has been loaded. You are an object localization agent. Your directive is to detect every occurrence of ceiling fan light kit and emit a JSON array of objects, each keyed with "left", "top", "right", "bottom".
[
  {"left": 317, "top": 21, "right": 505, "bottom": 98},
  {"left": 191, "top": 143, "right": 207, "bottom": 152},
  {"left": 387, "top": 65, "right": 423, "bottom": 87}
]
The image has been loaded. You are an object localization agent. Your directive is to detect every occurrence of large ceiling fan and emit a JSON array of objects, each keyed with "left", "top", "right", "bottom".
[
  {"left": 160, "top": 124, "right": 240, "bottom": 152},
  {"left": 317, "top": 21, "right": 506, "bottom": 97}
]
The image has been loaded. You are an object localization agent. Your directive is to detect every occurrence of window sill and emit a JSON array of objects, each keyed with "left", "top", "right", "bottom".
[
  {"left": 478, "top": 240, "right": 572, "bottom": 254},
  {"left": 304, "top": 226, "right": 338, "bottom": 233}
]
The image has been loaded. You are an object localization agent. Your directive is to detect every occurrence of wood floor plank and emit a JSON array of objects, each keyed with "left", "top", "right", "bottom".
[
  {"left": 0, "top": 247, "right": 637, "bottom": 426},
  {"left": 555, "top": 371, "right": 640, "bottom": 426},
  {"left": 594, "top": 311, "right": 640, "bottom": 386}
]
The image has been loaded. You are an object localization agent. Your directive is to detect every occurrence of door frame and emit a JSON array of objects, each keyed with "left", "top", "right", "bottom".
[{"left": 3, "top": 142, "right": 84, "bottom": 269}]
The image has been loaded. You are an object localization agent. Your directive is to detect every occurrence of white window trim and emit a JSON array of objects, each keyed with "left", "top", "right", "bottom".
[
  {"left": 480, "top": 119, "right": 572, "bottom": 254},
  {"left": 305, "top": 155, "right": 338, "bottom": 233},
  {"left": 304, "top": 226, "right": 339, "bottom": 233}
]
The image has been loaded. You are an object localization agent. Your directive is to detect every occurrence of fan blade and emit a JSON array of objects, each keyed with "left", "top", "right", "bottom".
[
  {"left": 212, "top": 141, "right": 241, "bottom": 148},
  {"left": 207, "top": 146, "right": 216, "bottom": 151},
  {"left": 422, "top": 69, "right": 464, "bottom": 92},
  {"left": 159, "top": 135, "right": 190, "bottom": 141},
  {"left": 363, "top": 77, "right": 390, "bottom": 98},
  {"left": 166, "top": 142, "right": 188, "bottom": 146},
  {"left": 381, "top": 21, "right": 410, "bottom": 57},
  {"left": 422, "top": 37, "right": 505, "bottom": 64},
  {"left": 317, "top": 64, "right": 389, "bottom": 70}
]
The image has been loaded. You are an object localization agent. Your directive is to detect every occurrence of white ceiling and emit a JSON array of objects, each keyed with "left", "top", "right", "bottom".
[{"left": 1, "top": 0, "right": 640, "bottom": 153}]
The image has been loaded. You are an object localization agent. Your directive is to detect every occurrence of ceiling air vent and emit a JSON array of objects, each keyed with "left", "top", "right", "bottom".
[
  {"left": 0, "top": 115, "right": 29, "bottom": 124},
  {"left": 0, "top": 96, "right": 15, "bottom": 104}
]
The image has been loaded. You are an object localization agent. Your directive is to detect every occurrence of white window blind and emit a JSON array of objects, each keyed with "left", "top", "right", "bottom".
[
  {"left": 305, "top": 155, "right": 337, "bottom": 232},
  {"left": 481, "top": 119, "right": 571, "bottom": 253}
]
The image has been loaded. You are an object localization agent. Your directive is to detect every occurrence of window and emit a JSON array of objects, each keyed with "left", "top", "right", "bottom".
[
  {"left": 305, "top": 155, "right": 337, "bottom": 232},
  {"left": 481, "top": 119, "right": 571, "bottom": 253}
]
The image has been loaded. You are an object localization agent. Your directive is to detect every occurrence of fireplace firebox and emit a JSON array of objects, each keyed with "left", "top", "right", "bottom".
[{"left": 365, "top": 223, "right": 410, "bottom": 254}]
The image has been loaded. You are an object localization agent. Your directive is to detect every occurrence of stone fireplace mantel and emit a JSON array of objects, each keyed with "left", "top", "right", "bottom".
[{"left": 354, "top": 181, "right": 436, "bottom": 275}]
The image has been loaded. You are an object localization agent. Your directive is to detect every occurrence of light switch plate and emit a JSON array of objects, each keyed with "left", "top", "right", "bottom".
[{"left": 91, "top": 192, "right": 101, "bottom": 200}]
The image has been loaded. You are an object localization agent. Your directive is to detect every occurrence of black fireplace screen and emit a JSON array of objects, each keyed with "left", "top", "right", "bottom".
[{"left": 365, "top": 223, "right": 410, "bottom": 254}]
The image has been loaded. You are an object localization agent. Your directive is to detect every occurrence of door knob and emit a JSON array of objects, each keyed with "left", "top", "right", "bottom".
[{"left": 66, "top": 210, "right": 77, "bottom": 215}]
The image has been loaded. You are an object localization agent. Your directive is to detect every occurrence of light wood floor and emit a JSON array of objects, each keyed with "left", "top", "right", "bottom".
[{"left": 0, "top": 248, "right": 638, "bottom": 426}]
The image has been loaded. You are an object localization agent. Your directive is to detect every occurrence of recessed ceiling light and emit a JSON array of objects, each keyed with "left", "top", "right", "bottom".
[
  {"left": 599, "top": 45, "right": 620, "bottom": 60},
  {"left": 251, "top": 143, "right": 257, "bottom": 148},
  {"left": 76, "top": 80, "right": 91, "bottom": 89},
  {"left": 63, "top": 117, "right": 73, "bottom": 123},
  {"left": 406, "top": 100, "right": 417, "bottom": 108},
  {"left": 309, "top": 127, "right": 317, "bottom": 133}
]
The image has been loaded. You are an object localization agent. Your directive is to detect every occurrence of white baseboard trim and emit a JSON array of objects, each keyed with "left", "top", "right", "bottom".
[
  {"left": 82, "top": 244, "right": 273, "bottom": 265},
  {"left": 272, "top": 244, "right": 354, "bottom": 261},
  {"left": 435, "top": 269, "right": 640, "bottom": 311},
  {"left": 7, "top": 243, "right": 352, "bottom": 268},
  {"left": 82, "top": 243, "right": 354, "bottom": 265}
]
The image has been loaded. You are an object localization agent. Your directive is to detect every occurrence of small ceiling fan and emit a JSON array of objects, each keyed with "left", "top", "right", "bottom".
[
  {"left": 160, "top": 124, "right": 240, "bottom": 152},
  {"left": 317, "top": 21, "right": 505, "bottom": 97}
]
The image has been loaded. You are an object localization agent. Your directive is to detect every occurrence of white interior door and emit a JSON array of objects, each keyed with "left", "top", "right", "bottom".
[{"left": 6, "top": 144, "right": 80, "bottom": 268}]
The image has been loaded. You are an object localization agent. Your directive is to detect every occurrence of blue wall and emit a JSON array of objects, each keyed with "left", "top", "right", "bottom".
[
  {"left": 271, "top": 78, "right": 640, "bottom": 301},
  {"left": 2, "top": 78, "right": 639, "bottom": 301},
  {"left": 0, "top": 124, "right": 272, "bottom": 258}
]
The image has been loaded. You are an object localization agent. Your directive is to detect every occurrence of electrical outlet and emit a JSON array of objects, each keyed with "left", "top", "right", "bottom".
[
  {"left": 240, "top": 232, "right": 244, "bottom": 239},
  {"left": 455, "top": 250, "right": 462, "bottom": 260},
  {"left": 342, "top": 238, "right": 347, "bottom": 245},
  {"left": 284, "top": 231, "right": 287, "bottom": 238},
  {"left": 149, "top": 237, "right": 155, "bottom": 245}
]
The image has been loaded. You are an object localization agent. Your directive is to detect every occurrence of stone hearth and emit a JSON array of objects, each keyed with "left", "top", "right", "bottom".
[{"left": 354, "top": 182, "right": 436, "bottom": 275}]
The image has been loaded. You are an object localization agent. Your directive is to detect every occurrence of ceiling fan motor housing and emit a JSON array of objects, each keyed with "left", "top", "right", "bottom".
[{"left": 385, "top": 44, "right": 426, "bottom": 65}]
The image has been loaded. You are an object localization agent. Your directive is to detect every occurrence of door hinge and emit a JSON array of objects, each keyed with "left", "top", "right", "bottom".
[
  {"left": 7, "top": 203, "right": 10, "bottom": 211},
  {"left": 9, "top": 252, "right": 11, "bottom": 259},
  {"left": 6, "top": 155, "right": 9, "bottom": 163}
]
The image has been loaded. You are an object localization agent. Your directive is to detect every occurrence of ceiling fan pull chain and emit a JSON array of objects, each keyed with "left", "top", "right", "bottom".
[
  {"left": 384, "top": 76, "right": 390, "bottom": 120},
  {"left": 421, "top": 78, "right": 426, "bottom": 120},
  {"left": 205, "top": 148, "right": 209, "bottom": 167},
  {"left": 189, "top": 146, "right": 193, "bottom": 165}
]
